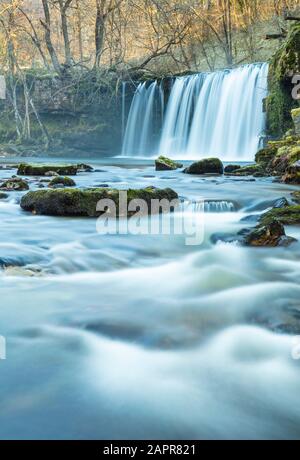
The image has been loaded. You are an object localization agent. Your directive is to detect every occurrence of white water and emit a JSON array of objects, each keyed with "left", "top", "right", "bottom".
[{"left": 122, "top": 63, "right": 269, "bottom": 161}]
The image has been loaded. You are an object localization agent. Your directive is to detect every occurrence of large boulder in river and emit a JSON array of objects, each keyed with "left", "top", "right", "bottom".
[
  {"left": 0, "top": 177, "right": 29, "bottom": 191},
  {"left": 20, "top": 187, "right": 178, "bottom": 217},
  {"left": 183, "top": 158, "right": 223, "bottom": 175},
  {"left": 18, "top": 163, "right": 78, "bottom": 176},
  {"left": 155, "top": 156, "right": 183, "bottom": 171}
]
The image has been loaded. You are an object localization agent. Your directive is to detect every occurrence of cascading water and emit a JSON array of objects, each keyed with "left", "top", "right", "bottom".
[
  {"left": 121, "top": 81, "right": 164, "bottom": 157},
  {"left": 122, "top": 63, "right": 269, "bottom": 161}
]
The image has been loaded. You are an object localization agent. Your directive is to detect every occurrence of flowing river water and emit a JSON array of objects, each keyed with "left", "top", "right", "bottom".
[{"left": 0, "top": 158, "right": 300, "bottom": 440}]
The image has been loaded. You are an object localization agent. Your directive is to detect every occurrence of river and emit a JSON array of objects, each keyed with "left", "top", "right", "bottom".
[{"left": 0, "top": 158, "right": 300, "bottom": 440}]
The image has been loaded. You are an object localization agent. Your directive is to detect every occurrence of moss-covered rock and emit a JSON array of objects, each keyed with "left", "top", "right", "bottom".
[
  {"left": 226, "top": 164, "right": 265, "bottom": 177},
  {"left": 224, "top": 164, "right": 241, "bottom": 174},
  {"left": 0, "top": 177, "right": 29, "bottom": 191},
  {"left": 260, "top": 205, "right": 300, "bottom": 226},
  {"left": 266, "top": 24, "right": 300, "bottom": 137},
  {"left": 48, "top": 176, "right": 76, "bottom": 188},
  {"left": 255, "top": 146, "right": 277, "bottom": 167},
  {"left": 20, "top": 186, "right": 178, "bottom": 217},
  {"left": 0, "top": 192, "right": 8, "bottom": 199},
  {"left": 155, "top": 156, "right": 183, "bottom": 171},
  {"left": 183, "top": 158, "right": 223, "bottom": 175},
  {"left": 18, "top": 163, "right": 78, "bottom": 176},
  {"left": 244, "top": 220, "right": 295, "bottom": 247}
]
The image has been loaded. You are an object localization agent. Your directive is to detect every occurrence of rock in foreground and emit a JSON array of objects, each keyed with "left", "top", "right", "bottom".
[
  {"left": 183, "top": 158, "right": 223, "bottom": 175},
  {"left": 18, "top": 163, "right": 78, "bottom": 176},
  {"left": 20, "top": 187, "right": 178, "bottom": 217},
  {"left": 155, "top": 156, "right": 183, "bottom": 171}
]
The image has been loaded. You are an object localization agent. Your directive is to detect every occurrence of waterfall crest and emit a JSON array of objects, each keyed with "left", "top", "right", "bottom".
[{"left": 122, "top": 63, "right": 269, "bottom": 161}]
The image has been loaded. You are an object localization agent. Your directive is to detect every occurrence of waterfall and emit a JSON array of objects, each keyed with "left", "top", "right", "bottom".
[
  {"left": 121, "top": 81, "right": 164, "bottom": 157},
  {"left": 121, "top": 63, "right": 269, "bottom": 161},
  {"left": 121, "top": 82, "right": 126, "bottom": 140}
]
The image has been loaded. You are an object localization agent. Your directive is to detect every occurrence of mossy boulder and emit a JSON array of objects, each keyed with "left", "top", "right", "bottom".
[
  {"left": 183, "top": 158, "right": 223, "bottom": 175},
  {"left": 244, "top": 220, "right": 295, "bottom": 247},
  {"left": 260, "top": 205, "right": 300, "bottom": 226},
  {"left": 20, "top": 186, "right": 178, "bottom": 217},
  {"left": 18, "top": 163, "right": 78, "bottom": 176},
  {"left": 0, "top": 177, "right": 29, "bottom": 191},
  {"left": 48, "top": 176, "right": 76, "bottom": 188},
  {"left": 266, "top": 24, "right": 300, "bottom": 137},
  {"left": 0, "top": 192, "right": 8, "bottom": 199},
  {"left": 155, "top": 156, "right": 183, "bottom": 171}
]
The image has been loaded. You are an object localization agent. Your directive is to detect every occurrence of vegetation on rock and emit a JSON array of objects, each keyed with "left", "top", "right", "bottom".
[
  {"left": 155, "top": 156, "right": 183, "bottom": 171},
  {"left": 48, "top": 177, "right": 76, "bottom": 188},
  {"left": 20, "top": 187, "right": 178, "bottom": 217},
  {"left": 266, "top": 23, "right": 300, "bottom": 137},
  {"left": 183, "top": 158, "right": 223, "bottom": 175},
  {"left": 18, "top": 164, "right": 78, "bottom": 176},
  {"left": 260, "top": 205, "right": 300, "bottom": 226}
]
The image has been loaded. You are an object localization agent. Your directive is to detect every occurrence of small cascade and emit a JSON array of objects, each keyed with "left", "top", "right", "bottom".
[
  {"left": 122, "top": 63, "right": 269, "bottom": 161},
  {"left": 179, "top": 200, "right": 237, "bottom": 213},
  {"left": 204, "top": 201, "right": 236, "bottom": 213}
]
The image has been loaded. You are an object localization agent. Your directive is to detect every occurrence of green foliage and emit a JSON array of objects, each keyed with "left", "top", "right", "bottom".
[{"left": 266, "top": 24, "right": 300, "bottom": 137}]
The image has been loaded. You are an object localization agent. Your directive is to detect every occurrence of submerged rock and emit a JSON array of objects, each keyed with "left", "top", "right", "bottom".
[
  {"left": 0, "top": 192, "right": 8, "bottom": 199},
  {"left": 48, "top": 176, "right": 76, "bottom": 188},
  {"left": 18, "top": 163, "right": 78, "bottom": 176},
  {"left": 0, "top": 177, "right": 29, "bottom": 191},
  {"left": 20, "top": 187, "right": 178, "bottom": 217},
  {"left": 183, "top": 158, "right": 223, "bottom": 175},
  {"left": 155, "top": 156, "right": 183, "bottom": 171},
  {"left": 3, "top": 266, "right": 43, "bottom": 277}
]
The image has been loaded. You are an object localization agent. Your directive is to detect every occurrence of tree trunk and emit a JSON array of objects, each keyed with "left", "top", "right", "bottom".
[
  {"left": 95, "top": 0, "right": 106, "bottom": 68},
  {"left": 58, "top": 0, "right": 72, "bottom": 66},
  {"left": 41, "top": 0, "right": 61, "bottom": 74}
]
